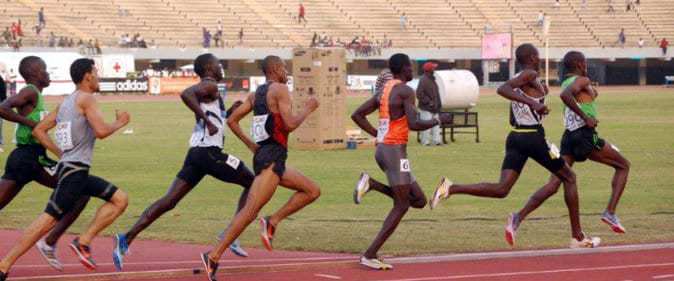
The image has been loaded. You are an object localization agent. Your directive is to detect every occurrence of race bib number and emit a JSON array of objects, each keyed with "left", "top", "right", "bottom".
[
  {"left": 547, "top": 141, "right": 561, "bottom": 159},
  {"left": 376, "top": 119, "right": 390, "bottom": 143},
  {"left": 251, "top": 115, "right": 270, "bottom": 143},
  {"left": 564, "top": 107, "right": 586, "bottom": 131},
  {"left": 54, "top": 122, "right": 73, "bottom": 150},
  {"left": 400, "top": 159, "right": 411, "bottom": 172},
  {"left": 226, "top": 155, "right": 241, "bottom": 169}
]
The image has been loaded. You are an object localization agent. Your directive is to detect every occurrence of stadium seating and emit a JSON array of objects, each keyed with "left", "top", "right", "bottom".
[{"left": 1, "top": 0, "right": 672, "bottom": 49}]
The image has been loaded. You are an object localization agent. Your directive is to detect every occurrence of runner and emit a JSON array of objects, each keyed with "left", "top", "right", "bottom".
[
  {"left": 351, "top": 53, "right": 449, "bottom": 270},
  {"left": 0, "top": 58, "right": 130, "bottom": 281},
  {"left": 113, "top": 53, "right": 254, "bottom": 271},
  {"left": 0, "top": 56, "right": 89, "bottom": 271},
  {"left": 513, "top": 50, "right": 631, "bottom": 237},
  {"left": 200, "top": 55, "right": 321, "bottom": 281},
  {"left": 430, "top": 44, "right": 600, "bottom": 248}
]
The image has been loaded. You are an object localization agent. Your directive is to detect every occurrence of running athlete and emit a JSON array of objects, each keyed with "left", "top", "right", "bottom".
[
  {"left": 0, "top": 56, "right": 89, "bottom": 271},
  {"left": 113, "top": 54, "right": 253, "bottom": 271},
  {"left": 201, "top": 55, "right": 321, "bottom": 281},
  {"left": 351, "top": 53, "right": 448, "bottom": 270},
  {"left": 513, "top": 50, "right": 631, "bottom": 237},
  {"left": 430, "top": 44, "right": 600, "bottom": 248},
  {"left": 0, "top": 58, "right": 129, "bottom": 281}
]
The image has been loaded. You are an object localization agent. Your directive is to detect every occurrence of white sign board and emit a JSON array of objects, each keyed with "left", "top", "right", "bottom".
[{"left": 100, "top": 54, "right": 135, "bottom": 78}]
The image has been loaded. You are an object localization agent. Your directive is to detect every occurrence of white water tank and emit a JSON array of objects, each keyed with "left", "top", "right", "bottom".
[{"left": 434, "top": 70, "right": 479, "bottom": 110}]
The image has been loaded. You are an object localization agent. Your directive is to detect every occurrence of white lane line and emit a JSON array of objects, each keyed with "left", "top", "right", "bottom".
[
  {"left": 370, "top": 262, "right": 674, "bottom": 281},
  {"left": 654, "top": 274, "right": 674, "bottom": 279},
  {"left": 13, "top": 255, "right": 356, "bottom": 269},
  {"left": 315, "top": 273, "right": 343, "bottom": 280}
]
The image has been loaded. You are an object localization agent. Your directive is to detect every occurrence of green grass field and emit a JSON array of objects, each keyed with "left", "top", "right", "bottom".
[{"left": 1, "top": 88, "right": 673, "bottom": 256}]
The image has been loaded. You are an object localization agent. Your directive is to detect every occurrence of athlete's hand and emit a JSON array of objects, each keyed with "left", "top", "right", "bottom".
[
  {"left": 115, "top": 110, "right": 130, "bottom": 126},
  {"left": 531, "top": 102, "right": 550, "bottom": 115},
  {"left": 584, "top": 117, "right": 598, "bottom": 128},
  {"left": 305, "top": 97, "right": 319, "bottom": 113},
  {"left": 206, "top": 120, "right": 218, "bottom": 136}
]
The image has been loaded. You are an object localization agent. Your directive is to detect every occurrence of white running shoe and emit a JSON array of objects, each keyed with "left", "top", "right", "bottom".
[
  {"left": 359, "top": 256, "right": 393, "bottom": 270},
  {"left": 36, "top": 239, "right": 63, "bottom": 271},
  {"left": 570, "top": 233, "right": 601, "bottom": 249},
  {"left": 504, "top": 213, "right": 520, "bottom": 247},
  {"left": 353, "top": 172, "right": 370, "bottom": 204},
  {"left": 430, "top": 177, "right": 452, "bottom": 210}
]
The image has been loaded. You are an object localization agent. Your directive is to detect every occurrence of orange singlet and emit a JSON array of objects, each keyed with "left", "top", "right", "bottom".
[{"left": 377, "top": 79, "right": 409, "bottom": 145}]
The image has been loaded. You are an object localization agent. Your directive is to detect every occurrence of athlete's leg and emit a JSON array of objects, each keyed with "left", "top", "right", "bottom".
[
  {"left": 35, "top": 170, "right": 89, "bottom": 247},
  {"left": 517, "top": 156, "right": 575, "bottom": 220},
  {"left": 78, "top": 189, "right": 128, "bottom": 246},
  {"left": 363, "top": 183, "right": 413, "bottom": 259},
  {"left": 267, "top": 166, "right": 321, "bottom": 227},
  {"left": 208, "top": 166, "right": 280, "bottom": 261},
  {"left": 449, "top": 169, "right": 520, "bottom": 198},
  {"left": 125, "top": 178, "right": 195, "bottom": 245},
  {"left": 0, "top": 213, "right": 57, "bottom": 273},
  {"left": 369, "top": 177, "right": 393, "bottom": 198},
  {"left": 589, "top": 143, "right": 630, "bottom": 214},
  {"left": 408, "top": 182, "right": 427, "bottom": 209},
  {"left": 0, "top": 180, "right": 21, "bottom": 210}
]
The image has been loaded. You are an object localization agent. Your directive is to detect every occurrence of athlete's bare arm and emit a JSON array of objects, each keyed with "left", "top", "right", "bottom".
[
  {"left": 400, "top": 86, "right": 444, "bottom": 131},
  {"left": 181, "top": 81, "right": 219, "bottom": 135},
  {"left": 351, "top": 96, "right": 379, "bottom": 137},
  {"left": 227, "top": 95, "right": 258, "bottom": 153},
  {"left": 273, "top": 83, "right": 318, "bottom": 131},
  {"left": 79, "top": 94, "right": 130, "bottom": 139},
  {"left": 0, "top": 87, "right": 38, "bottom": 127},
  {"left": 32, "top": 106, "right": 62, "bottom": 157},
  {"left": 560, "top": 76, "right": 598, "bottom": 128},
  {"left": 497, "top": 69, "right": 549, "bottom": 115}
]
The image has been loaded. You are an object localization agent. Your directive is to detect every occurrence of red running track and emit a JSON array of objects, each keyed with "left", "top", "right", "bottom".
[{"left": 1, "top": 229, "right": 673, "bottom": 281}]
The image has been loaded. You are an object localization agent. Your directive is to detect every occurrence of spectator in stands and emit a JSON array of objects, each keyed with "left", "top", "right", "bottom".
[
  {"left": 86, "top": 39, "right": 94, "bottom": 54},
  {"left": 298, "top": 3, "right": 307, "bottom": 24},
  {"left": 10, "top": 22, "right": 18, "bottom": 40},
  {"left": 581, "top": 0, "right": 588, "bottom": 10},
  {"left": 537, "top": 11, "right": 545, "bottom": 27},
  {"left": 417, "top": 62, "right": 442, "bottom": 146},
  {"left": 48, "top": 32, "right": 56, "bottom": 47},
  {"left": 554, "top": 0, "right": 561, "bottom": 9},
  {"left": 214, "top": 30, "right": 223, "bottom": 48},
  {"left": 149, "top": 39, "right": 157, "bottom": 49},
  {"left": 617, "top": 28, "right": 626, "bottom": 48},
  {"left": 374, "top": 69, "right": 392, "bottom": 97},
  {"left": 138, "top": 35, "right": 147, "bottom": 48},
  {"left": 94, "top": 39, "right": 102, "bottom": 54},
  {"left": 38, "top": 7, "right": 46, "bottom": 28},
  {"left": 1, "top": 28, "right": 10, "bottom": 47},
  {"left": 311, "top": 32, "right": 318, "bottom": 47},
  {"left": 16, "top": 20, "right": 23, "bottom": 37},
  {"left": 638, "top": 38, "right": 645, "bottom": 48},
  {"left": 12, "top": 38, "right": 22, "bottom": 52},
  {"left": 217, "top": 20, "right": 223, "bottom": 35},
  {"left": 239, "top": 27, "right": 244, "bottom": 45},
  {"left": 202, "top": 28, "right": 211, "bottom": 48},
  {"left": 661, "top": 38, "right": 669, "bottom": 56},
  {"left": 400, "top": 12, "right": 407, "bottom": 30},
  {"left": 607, "top": 0, "right": 615, "bottom": 13}
]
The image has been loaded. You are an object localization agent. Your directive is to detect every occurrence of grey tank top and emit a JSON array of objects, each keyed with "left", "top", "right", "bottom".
[{"left": 55, "top": 90, "right": 96, "bottom": 165}]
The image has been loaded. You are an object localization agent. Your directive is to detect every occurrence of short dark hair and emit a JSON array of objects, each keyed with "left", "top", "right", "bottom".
[
  {"left": 515, "top": 44, "right": 538, "bottom": 66},
  {"left": 18, "top": 56, "right": 43, "bottom": 80},
  {"left": 194, "top": 53, "right": 216, "bottom": 78},
  {"left": 70, "top": 58, "right": 95, "bottom": 84},
  {"left": 388, "top": 53, "right": 410, "bottom": 75},
  {"left": 563, "top": 51, "right": 585, "bottom": 74},
  {"left": 261, "top": 55, "right": 283, "bottom": 75}
]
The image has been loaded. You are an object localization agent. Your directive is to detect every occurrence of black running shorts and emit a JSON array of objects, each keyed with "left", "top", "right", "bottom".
[
  {"left": 2, "top": 145, "right": 57, "bottom": 188},
  {"left": 253, "top": 143, "right": 288, "bottom": 177},
  {"left": 177, "top": 146, "right": 254, "bottom": 188},
  {"left": 560, "top": 126, "right": 606, "bottom": 162},
  {"left": 45, "top": 162, "right": 117, "bottom": 220},
  {"left": 501, "top": 129, "right": 565, "bottom": 174}
]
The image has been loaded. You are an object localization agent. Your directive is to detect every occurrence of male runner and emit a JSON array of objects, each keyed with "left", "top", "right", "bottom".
[
  {"left": 512, "top": 50, "right": 631, "bottom": 237},
  {"left": 200, "top": 55, "right": 321, "bottom": 281},
  {"left": 430, "top": 44, "right": 600, "bottom": 248},
  {"left": 113, "top": 53, "right": 253, "bottom": 271},
  {"left": 0, "top": 56, "right": 89, "bottom": 271},
  {"left": 0, "top": 58, "right": 129, "bottom": 281},
  {"left": 351, "top": 53, "right": 448, "bottom": 269}
]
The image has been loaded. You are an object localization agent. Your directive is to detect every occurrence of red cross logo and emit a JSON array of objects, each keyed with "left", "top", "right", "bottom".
[{"left": 113, "top": 62, "right": 121, "bottom": 72}]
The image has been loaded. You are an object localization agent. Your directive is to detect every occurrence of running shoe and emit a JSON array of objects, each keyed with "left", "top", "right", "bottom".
[
  {"left": 0, "top": 270, "right": 7, "bottom": 281},
  {"left": 200, "top": 252, "right": 219, "bottom": 281},
  {"left": 353, "top": 172, "right": 370, "bottom": 204},
  {"left": 36, "top": 238, "right": 63, "bottom": 271},
  {"left": 504, "top": 213, "right": 520, "bottom": 247},
  {"left": 359, "top": 256, "right": 393, "bottom": 270},
  {"left": 430, "top": 177, "right": 452, "bottom": 210},
  {"left": 570, "top": 233, "right": 601, "bottom": 249},
  {"left": 601, "top": 211, "right": 626, "bottom": 234},
  {"left": 229, "top": 239, "right": 249, "bottom": 257},
  {"left": 112, "top": 233, "right": 129, "bottom": 271},
  {"left": 260, "top": 216, "right": 276, "bottom": 251},
  {"left": 69, "top": 238, "right": 96, "bottom": 270}
]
